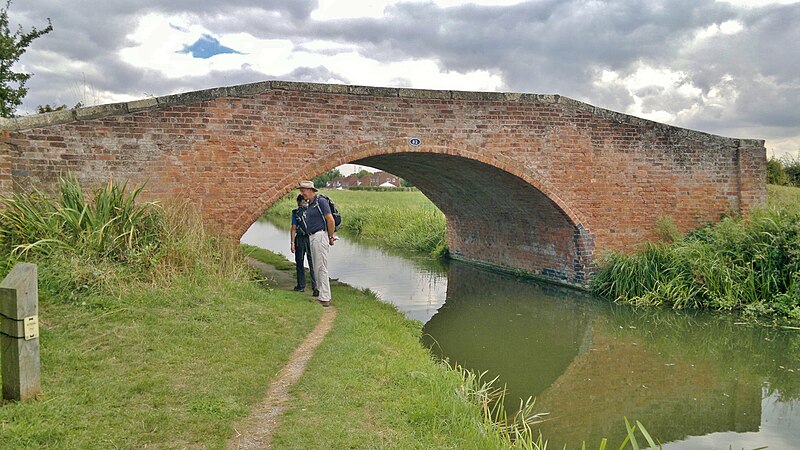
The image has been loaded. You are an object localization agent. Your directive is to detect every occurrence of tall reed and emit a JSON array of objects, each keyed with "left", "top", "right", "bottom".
[
  {"left": 593, "top": 207, "right": 800, "bottom": 323},
  {"left": 452, "top": 363, "right": 662, "bottom": 449},
  {"left": 0, "top": 176, "right": 248, "bottom": 300}
]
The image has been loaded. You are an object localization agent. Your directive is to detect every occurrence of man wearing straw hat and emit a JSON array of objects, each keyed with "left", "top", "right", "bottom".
[{"left": 298, "top": 180, "right": 336, "bottom": 307}]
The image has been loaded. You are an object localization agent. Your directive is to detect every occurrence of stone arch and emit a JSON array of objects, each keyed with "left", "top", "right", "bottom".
[{"left": 238, "top": 139, "right": 595, "bottom": 286}]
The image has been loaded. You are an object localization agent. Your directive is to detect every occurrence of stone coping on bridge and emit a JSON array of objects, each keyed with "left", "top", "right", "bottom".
[{"left": 0, "top": 79, "right": 763, "bottom": 147}]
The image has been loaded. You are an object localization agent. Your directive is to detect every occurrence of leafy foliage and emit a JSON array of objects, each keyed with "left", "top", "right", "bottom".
[
  {"left": 0, "top": 175, "right": 162, "bottom": 261},
  {"left": 35, "top": 101, "right": 81, "bottom": 113},
  {"left": 767, "top": 155, "right": 800, "bottom": 187},
  {"left": 311, "top": 168, "right": 342, "bottom": 188},
  {"left": 0, "top": 0, "right": 53, "bottom": 117}
]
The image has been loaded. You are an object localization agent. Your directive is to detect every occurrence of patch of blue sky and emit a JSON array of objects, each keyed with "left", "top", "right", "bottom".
[{"left": 179, "top": 34, "right": 243, "bottom": 59}]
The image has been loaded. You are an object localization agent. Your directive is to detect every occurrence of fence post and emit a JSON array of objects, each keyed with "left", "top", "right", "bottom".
[{"left": 0, "top": 263, "right": 40, "bottom": 402}]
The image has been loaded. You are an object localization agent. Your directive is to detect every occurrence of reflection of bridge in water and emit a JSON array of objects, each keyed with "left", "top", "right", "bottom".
[{"left": 422, "top": 263, "right": 787, "bottom": 447}]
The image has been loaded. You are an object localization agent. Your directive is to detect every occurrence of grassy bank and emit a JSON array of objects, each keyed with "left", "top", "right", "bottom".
[
  {"left": 0, "top": 179, "right": 322, "bottom": 447},
  {"left": 593, "top": 184, "right": 800, "bottom": 325},
  {"left": 247, "top": 249, "right": 658, "bottom": 449},
  {"left": 0, "top": 179, "right": 535, "bottom": 448},
  {"left": 244, "top": 250, "right": 504, "bottom": 448},
  {"left": 0, "top": 276, "right": 322, "bottom": 448},
  {"left": 264, "top": 189, "right": 448, "bottom": 256}
]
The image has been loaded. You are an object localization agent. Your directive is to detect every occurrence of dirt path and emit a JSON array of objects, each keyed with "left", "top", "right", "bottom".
[{"left": 228, "top": 260, "right": 336, "bottom": 449}]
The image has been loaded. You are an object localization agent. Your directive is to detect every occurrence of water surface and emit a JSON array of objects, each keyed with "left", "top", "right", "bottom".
[{"left": 243, "top": 219, "right": 800, "bottom": 449}]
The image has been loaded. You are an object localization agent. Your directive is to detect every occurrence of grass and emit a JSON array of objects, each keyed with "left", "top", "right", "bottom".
[
  {"left": 593, "top": 184, "right": 800, "bottom": 325},
  {"left": 0, "top": 178, "right": 665, "bottom": 448},
  {"left": 264, "top": 189, "right": 448, "bottom": 257},
  {"left": 241, "top": 242, "right": 296, "bottom": 271},
  {"left": 0, "top": 276, "right": 321, "bottom": 448},
  {"left": 0, "top": 178, "right": 324, "bottom": 447},
  {"left": 767, "top": 184, "right": 800, "bottom": 213},
  {"left": 247, "top": 250, "right": 662, "bottom": 450}
]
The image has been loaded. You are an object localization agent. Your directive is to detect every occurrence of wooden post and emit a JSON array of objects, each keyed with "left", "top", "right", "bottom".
[{"left": 0, "top": 263, "right": 40, "bottom": 402}]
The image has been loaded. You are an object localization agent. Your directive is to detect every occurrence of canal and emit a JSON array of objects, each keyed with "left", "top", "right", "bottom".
[{"left": 243, "top": 218, "right": 800, "bottom": 449}]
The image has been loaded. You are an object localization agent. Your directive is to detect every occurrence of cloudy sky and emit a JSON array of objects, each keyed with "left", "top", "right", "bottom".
[{"left": 8, "top": 0, "right": 800, "bottom": 157}]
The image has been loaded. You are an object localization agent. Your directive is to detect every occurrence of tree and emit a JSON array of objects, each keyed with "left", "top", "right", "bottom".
[
  {"left": 312, "top": 169, "right": 342, "bottom": 189},
  {"left": 355, "top": 169, "right": 372, "bottom": 179},
  {"left": 783, "top": 154, "right": 800, "bottom": 187},
  {"left": 767, "top": 157, "right": 789, "bottom": 186},
  {"left": 0, "top": 0, "right": 53, "bottom": 118}
]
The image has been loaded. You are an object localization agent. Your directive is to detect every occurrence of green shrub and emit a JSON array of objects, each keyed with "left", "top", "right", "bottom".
[
  {"left": 655, "top": 216, "right": 682, "bottom": 243},
  {"left": 768, "top": 154, "right": 800, "bottom": 187},
  {"left": 767, "top": 157, "right": 790, "bottom": 185},
  {"left": 785, "top": 155, "right": 800, "bottom": 186}
]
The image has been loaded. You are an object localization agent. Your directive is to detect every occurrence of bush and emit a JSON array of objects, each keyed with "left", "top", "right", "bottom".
[
  {"left": 767, "top": 157, "right": 790, "bottom": 185},
  {"left": 785, "top": 155, "right": 800, "bottom": 186},
  {"left": 768, "top": 155, "right": 800, "bottom": 187}
]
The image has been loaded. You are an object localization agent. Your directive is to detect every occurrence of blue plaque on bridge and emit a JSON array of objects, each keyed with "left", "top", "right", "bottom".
[{"left": 408, "top": 138, "right": 422, "bottom": 146}]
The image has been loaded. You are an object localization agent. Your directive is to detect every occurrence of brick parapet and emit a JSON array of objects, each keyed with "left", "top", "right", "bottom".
[{"left": 0, "top": 80, "right": 753, "bottom": 152}]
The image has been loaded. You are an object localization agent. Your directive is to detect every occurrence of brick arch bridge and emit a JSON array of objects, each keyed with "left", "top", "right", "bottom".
[{"left": 0, "top": 81, "right": 766, "bottom": 287}]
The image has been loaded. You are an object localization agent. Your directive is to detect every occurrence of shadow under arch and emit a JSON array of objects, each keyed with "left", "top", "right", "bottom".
[{"left": 239, "top": 140, "right": 595, "bottom": 287}]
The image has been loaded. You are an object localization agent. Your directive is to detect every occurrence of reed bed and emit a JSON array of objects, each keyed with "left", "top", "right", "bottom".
[
  {"left": 593, "top": 188, "right": 800, "bottom": 324},
  {"left": 0, "top": 176, "right": 247, "bottom": 299}
]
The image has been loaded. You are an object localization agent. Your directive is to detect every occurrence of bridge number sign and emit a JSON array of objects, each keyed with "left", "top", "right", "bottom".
[{"left": 408, "top": 138, "right": 422, "bottom": 147}]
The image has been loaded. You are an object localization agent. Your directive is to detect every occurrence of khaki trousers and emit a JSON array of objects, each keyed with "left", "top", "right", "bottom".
[{"left": 309, "top": 230, "right": 331, "bottom": 302}]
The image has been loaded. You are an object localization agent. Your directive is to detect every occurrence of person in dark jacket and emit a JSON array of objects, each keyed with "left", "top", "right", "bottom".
[{"left": 291, "top": 194, "right": 318, "bottom": 296}]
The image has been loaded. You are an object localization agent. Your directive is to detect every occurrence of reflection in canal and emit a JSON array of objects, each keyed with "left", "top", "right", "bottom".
[{"left": 244, "top": 219, "right": 800, "bottom": 449}]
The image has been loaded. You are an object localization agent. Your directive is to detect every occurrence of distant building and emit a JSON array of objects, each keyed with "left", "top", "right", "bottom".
[
  {"left": 328, "top": 174, "right": 361, "bottom": 189},
  {"left": 367, "top": 172, "right": 400, "bottom": 188}
]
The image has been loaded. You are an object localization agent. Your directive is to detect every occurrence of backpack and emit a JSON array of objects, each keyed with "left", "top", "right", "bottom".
[
  {"left": 316, "top": 194, "right": 342, "bottom": 231},
  {"left": 293, "top": 207, "right": 310, "bottom": 236}
]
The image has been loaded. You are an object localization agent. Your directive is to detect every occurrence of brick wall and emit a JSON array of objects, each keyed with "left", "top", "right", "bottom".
[{"left": 0, "top": 81, "right": 766, "bottom": 287}]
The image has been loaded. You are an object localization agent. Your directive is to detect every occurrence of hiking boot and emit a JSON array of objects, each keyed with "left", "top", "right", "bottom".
[
  {"left": 319, "top": 300, "right": 331, "bottom": 307},
  {"left": 293, "top": 286, "right": 304, "bottom": 292},
  {"left": 312, "top": 289, "right": 320, "bottom": 297}
]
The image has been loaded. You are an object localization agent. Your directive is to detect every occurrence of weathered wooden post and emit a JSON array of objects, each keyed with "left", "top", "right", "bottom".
[{"left": 0, "top": 263, "right": 41, "bottom": 402}]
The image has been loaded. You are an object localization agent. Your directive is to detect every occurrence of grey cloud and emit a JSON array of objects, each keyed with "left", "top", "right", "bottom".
[
  {"left": 7, "top": 0, "right": 799, "bottom": 146},
  {"left": 9, "top": 0, "right": 317, "bottom": 62}
]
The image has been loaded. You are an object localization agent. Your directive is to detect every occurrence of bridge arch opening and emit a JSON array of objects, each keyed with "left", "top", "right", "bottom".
[{"left": 244, "top": 147, "right": 594, "bottom": 287}]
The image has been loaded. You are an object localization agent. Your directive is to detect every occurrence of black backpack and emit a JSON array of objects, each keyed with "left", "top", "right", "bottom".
[{"left": 316, "top": 194, "right": 342, "bottom": 231}]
